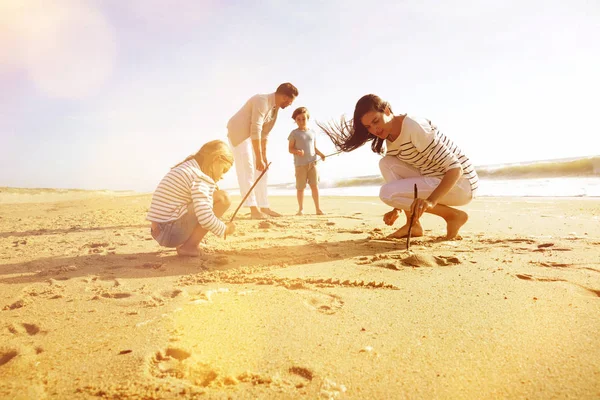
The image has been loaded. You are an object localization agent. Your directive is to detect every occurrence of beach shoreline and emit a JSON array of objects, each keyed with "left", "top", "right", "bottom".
[{"left": 1, "top": 190, "right": 599, "bottom": 399}]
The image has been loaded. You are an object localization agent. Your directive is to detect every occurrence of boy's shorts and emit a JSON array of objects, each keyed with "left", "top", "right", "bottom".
[
  {"left": 295, "top": 162, "right": 319, "bottom": 190},
  {"left": 151, "top": 204, "right": 198, "bottom": 248}
]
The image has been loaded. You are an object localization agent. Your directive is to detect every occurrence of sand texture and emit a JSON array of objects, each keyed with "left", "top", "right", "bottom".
[{"left": 1, "top": 188, "right": 599, "bottom": 399}]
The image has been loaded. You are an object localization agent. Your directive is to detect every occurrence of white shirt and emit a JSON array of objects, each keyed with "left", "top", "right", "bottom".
[{"left": 227, "top": 93, "right": 278, "bottom": 147}]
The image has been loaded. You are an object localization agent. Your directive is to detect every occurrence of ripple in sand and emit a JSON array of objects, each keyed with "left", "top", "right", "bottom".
[
  {"left": 100, "top": 292, "right": 133, "bottom": 299},
  {"left": 149, "top": 348, "right": 218, "bottom": 387}
]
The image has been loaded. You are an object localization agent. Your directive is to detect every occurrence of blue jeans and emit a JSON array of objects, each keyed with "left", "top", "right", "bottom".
[{"left": 151, "top": 204, "right": 198, "bottom": 248}]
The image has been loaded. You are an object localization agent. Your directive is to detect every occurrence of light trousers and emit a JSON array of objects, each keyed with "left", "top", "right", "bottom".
[
  {"left": 230, "top": 137, "right": 269, "bottom": 208},
  {"left": 379, "top": 156, "right": 472, "bottom": 211}
]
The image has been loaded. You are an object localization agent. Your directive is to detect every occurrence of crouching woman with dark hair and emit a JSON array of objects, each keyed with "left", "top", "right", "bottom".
[{"left": 318, "top": 94, "right": 479, "bottom": 240}]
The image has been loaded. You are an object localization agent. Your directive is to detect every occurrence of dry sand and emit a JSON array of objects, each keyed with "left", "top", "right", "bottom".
[{"left": 0, "top": 188, "right": 599, "bottom": 399}]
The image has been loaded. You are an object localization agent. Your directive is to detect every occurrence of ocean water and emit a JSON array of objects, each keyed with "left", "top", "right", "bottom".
[
  {"left": 227, "top": 155, "right": 600, "bottom": 198},
  {"left": 256, "top": 177, "right": 600, "bottom": 198}
]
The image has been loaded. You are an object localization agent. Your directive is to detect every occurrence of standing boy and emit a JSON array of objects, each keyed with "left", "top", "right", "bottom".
[{"left": 288, "top": 107, "right": 326, "bottom": 215}]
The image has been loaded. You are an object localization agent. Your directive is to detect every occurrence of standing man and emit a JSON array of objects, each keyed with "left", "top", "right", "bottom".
[{"left": 227, "top": 82, "right": 298, "bottom": 219}]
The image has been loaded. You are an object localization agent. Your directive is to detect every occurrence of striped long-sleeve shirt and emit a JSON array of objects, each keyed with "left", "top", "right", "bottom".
[
  {"left": 146, "top": 159, "right": 227, "bottom": 237},
  {"left": 385, "top": 116, "right": 479, "bottom": 194}
]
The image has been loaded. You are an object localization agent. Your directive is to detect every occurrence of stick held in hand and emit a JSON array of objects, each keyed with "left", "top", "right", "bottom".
[
  {"left": 323, "top": 150, "right": 342, "bottom": 158},
  {"left": 406, "top": 183, "right": 418, "bottom": 250},
  {"left": 229, "top": 162, "right": 272, "bottom": 223}
]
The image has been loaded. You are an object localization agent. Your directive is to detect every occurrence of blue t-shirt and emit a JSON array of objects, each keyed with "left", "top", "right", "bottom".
[{"left": 288, "top": 128, "right": 318, "bottom": 166}]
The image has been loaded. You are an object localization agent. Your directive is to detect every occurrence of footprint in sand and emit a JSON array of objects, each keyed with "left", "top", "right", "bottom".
[
  {"left": 0, "top": 345, "right": 47, "bottom": 398},
  {"left": 82, "top": 242, "right": 111, "bottom": 255},
  {"left": 288, "top": 366, "right": 314, "bottom": 388},
  {"left": 209, "top": 255, "right": 230, "bottom": 266},
  {"left": 86, "top": 277, "right": 137, "bottom": 300},
  {"left": 258, "top": 221, "right": 272, "bottom": 229},
  {"left": 0, "top": 343, "right": 44, "bottom": 364},
  {"left": 148, "top": 347, "right": 315, "bottom": 392},
  {"left": 0, "top": 349, "right": 18, "bottom": 367},
  {"left": 147, "top": 347, "right": 220, "bottom": 387},
  {"left": 4, "top": 281, "right": 67, "bottom": 310},
  {"left": 7, "top": 323, "right": 42, "bottom": 336},
  {"left": 3, "top": 298, "right": 30, "bottom": 310},
  {"left": 135, "top": 262, "right": 165, "bottom": 270},
  {"left": 300, "top": 291, "right": 344, "bottom": 315}
]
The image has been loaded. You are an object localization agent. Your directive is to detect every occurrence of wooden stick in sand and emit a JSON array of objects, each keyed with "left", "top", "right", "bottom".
[{"left": 406, "top": 183, "right": 418, "bottom": 250}]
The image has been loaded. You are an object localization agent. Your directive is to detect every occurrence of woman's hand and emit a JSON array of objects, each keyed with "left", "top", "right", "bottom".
[
  {"left": 383, "top": 209, "right": 399, "bottom": 226},
  {"left": 410, "top": 198, "right": 435, "bottom": 220},
  {"left": 296, "top": 149, "right": 305, "bottom": 157}
]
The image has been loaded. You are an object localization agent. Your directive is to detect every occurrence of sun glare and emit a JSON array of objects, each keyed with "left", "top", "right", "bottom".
[{"left": 1, "top": 0, "right": 116, "bottom": 99}]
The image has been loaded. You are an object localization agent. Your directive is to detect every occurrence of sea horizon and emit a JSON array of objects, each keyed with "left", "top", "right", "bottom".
[
  {"left": 2, "top": 155, "right": 599, "bottom": 198},
  {"left": 241, "top": 155, "right": 600, "bottom": 198}
]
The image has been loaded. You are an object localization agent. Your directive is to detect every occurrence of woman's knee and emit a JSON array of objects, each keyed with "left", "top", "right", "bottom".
[
  {"left": 379, "top": 184, "right": 394, "bottom": 207},
  {"left": 378, "top": 156, "right": 395, "bottom": 174},
  {"left": 379, "top": 183, "right": 410, "bottom": 210},
  {"left": 213, "top": 190, "right": 231, "bottom": 208}
]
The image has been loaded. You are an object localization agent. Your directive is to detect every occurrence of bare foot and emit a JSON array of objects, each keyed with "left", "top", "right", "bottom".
[
  {"left": 261, "top": 208, "right": 282, "bottom": 217},
  {"left": 251, "top": 210, "right": 269, "bottom": 220},
  {"left": 387, "top": 223, "right": 424, "bottom": 239},
  {"left": 445, "top": 209, "right": 468, "bottom": 239},
  {"left": 316, "top": 209, "right": 325, "bottom": 215},
  {"left": 176, "top": 246, "right": 200, "bottom": 257},
  {"left": 296, "top": 210, "right": 304, "bottom": 216}
]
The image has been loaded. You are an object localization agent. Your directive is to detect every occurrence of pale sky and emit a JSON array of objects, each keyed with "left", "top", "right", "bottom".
[{"left": 1, "top": 0, "right": 599, "bottom": 192}]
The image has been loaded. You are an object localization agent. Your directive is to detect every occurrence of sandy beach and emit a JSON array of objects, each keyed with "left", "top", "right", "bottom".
[{"left": 0, "top": 188, "right": 599, "bottom": 399}]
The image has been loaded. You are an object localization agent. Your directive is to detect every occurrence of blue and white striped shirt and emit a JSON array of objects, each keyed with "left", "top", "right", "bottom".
[
  {"left": 385, "top": 116, "right": 479, "bottom": 194},
  {"left": 147, "top": 159, "right": 226, "bottom": 237}
]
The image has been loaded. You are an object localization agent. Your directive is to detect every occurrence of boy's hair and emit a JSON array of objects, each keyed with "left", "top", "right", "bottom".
[
  {"left": 292, "top": 106, "right": 309, "bottom": 120},
  {"left": 276, "top": 82, "right": 299, "bottom": 98},
  {"left": 173, "top": 140, "right": 234, "bottom": 179}
]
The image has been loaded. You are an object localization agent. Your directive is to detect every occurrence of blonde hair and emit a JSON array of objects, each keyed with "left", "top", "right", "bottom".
[{"left": 173, "top": 140, "right": 234, "bottom": 180}]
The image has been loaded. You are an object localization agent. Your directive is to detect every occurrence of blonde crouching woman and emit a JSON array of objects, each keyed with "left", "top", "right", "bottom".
[{"left": 147, "top": 140, "right": 235, "bottom": 257}]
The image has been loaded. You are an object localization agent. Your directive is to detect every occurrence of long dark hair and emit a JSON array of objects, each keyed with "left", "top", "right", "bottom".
[{"left": 317, "top": 94, "right": 392, "bottom": 155}]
